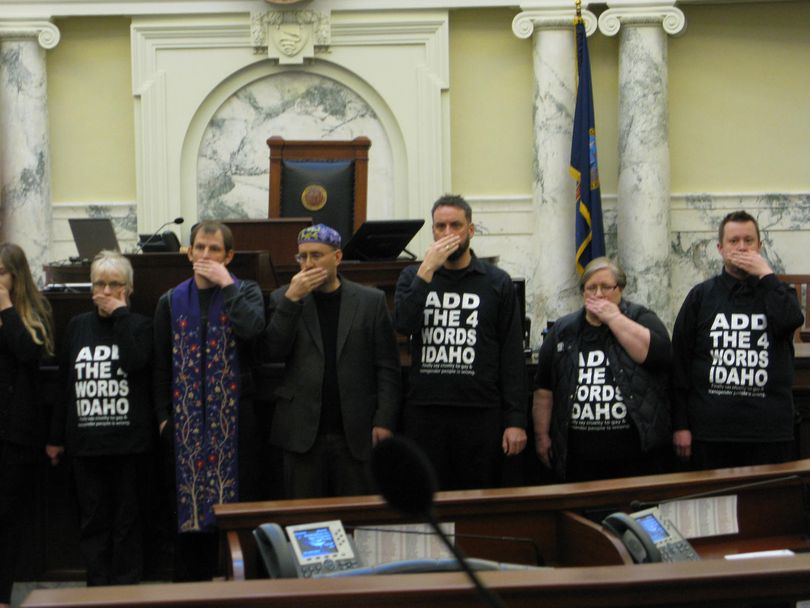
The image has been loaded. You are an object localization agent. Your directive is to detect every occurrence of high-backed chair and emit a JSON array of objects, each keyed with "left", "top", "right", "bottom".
[{"left": 267, "top": 136, "right": 370, "bottom": 242}]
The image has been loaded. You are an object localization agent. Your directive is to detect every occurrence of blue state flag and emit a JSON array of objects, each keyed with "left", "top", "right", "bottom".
[{"left": 570, "top": 19, "right": 605, "bottom": 275}]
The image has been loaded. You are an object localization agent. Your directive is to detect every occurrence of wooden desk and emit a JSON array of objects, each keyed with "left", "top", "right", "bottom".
[
  {"left": 21, "top": 555, "right": 810, "bottom": 608},
  {"left": 215, "top": 459, "right": 810, "bottom": 581}
]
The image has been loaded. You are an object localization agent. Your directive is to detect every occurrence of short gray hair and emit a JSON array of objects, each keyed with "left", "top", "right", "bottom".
[
  {"left": 90, "top": 250, "right": 134, "bottom": 295},
  {"left": 579, "top": 256, "right": 626, "bottom": 292}
]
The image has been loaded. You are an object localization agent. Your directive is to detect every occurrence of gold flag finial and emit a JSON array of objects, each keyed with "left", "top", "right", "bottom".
[{"left": 575, "top": 0, "right": 583, "bottom": 24}]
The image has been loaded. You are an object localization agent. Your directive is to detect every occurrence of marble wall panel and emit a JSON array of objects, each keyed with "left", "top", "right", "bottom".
[
  {"left": 196, "top": 72, "right": 393, "bottom": 223},
  {"left": 470, "top": 192, "right": 810, "bottom": 346},
  {"left": 50, "top": 202, "right": 138, "bottom": 264}
]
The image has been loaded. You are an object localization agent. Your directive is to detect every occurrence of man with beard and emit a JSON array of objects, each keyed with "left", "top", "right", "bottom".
[{"left": 395, "top": 194, "right": 527, "bottom": 490}]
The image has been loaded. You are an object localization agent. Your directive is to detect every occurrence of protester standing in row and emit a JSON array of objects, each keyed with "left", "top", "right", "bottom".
[
  {"left": 0, "top": 243, "right": 54, "bottom": 608},
  {"left": 47, "top": 251, "right": 153, "bottom": 586}
]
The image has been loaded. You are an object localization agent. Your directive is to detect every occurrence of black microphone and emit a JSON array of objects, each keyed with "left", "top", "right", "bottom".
[
  {"left": 371, "top": 436, "right": 507, "bottom": 608},
  {"left": 136, "top": 217, "right": 184, "bottom": 253}
]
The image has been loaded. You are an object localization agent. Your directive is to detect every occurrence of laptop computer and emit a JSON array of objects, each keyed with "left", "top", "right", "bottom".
[
  {"left": 342, "top": 219, "right": 425, "bottom": 261},
  {"left": 68, "top": 218, "right": 121, "bottom": 261}
]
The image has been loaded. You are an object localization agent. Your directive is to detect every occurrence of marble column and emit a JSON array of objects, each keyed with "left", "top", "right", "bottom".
[
  {"left": 599, "top": 1, "right": 685, "bottom": 322},
  {"left": 0, "top": 20, "right": 60, "bottom": 285},
  {"left": 513, "top": 4, "right": 598, "bottom": 340}
]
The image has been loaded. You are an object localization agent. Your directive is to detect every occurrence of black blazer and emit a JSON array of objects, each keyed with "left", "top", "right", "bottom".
[{"left": 262, "top": 279, "right": 401, "bottom": 461}]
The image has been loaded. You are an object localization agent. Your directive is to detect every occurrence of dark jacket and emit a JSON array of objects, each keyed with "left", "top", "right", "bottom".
[
  {"left": 536, "top": 300, "right": 672, "bottom": 480},
  {"left": 0, "top": 307, "right": 49, "bottom": 448},
  {"left": 261, "top": 279, "right": 401, "bottom": 461},
  {"left": 152, "top": 279, "right": 265, "bottom": 428}
]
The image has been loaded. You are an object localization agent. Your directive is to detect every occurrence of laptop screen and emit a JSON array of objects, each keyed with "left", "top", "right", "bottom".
[
  {"left": 342, "top": 219, "right": 424, "bottom": 261},
  {"left": 68, "top": 218, "right": 120, "bottom": 260}
]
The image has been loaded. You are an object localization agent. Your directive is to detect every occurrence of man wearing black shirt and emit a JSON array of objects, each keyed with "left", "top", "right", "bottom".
[
  {"left": 672, "top": 210, "right": 803, "bottom": 469},
  {"left": 395, "top": 195, "right": 527, "bottom": 490},
  {"left": 262, "top": 224, "right": 400, "bottom": 498}
]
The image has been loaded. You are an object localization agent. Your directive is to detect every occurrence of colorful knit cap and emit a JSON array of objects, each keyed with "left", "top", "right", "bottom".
[{"left": 297, "top": 223, "right": 342, "bottom": 248}]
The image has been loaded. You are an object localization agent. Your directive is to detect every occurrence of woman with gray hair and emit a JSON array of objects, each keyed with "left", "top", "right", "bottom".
[
  {"left": 532, "top": 257, "right": 672, "bottom": 482},
  {"left": 47, "top": 250, "right": 153, "bottom": 586}
]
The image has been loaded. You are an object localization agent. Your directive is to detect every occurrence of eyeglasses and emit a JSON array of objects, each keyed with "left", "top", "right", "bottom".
[
  {"left": 294, "top": 251, "right": 336, "bottom": 264},
  {"left": 584, "top": 284, "right": 619, "bottom": 295},
  {"left": 92, "top": 280, "right": 126, "bottom": 290}
]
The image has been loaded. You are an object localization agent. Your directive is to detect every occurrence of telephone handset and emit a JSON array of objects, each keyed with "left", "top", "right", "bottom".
[
  {"left": 253, "top": 520, "right": 363, "bottom": 579},
  {"left": 602, "top": 507, "right": 700, "bottom": 564}
]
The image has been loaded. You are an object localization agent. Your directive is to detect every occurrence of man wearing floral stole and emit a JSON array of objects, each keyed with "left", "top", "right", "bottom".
[{"left": 153, "top": 220, "right": 265, "bottom": 581}]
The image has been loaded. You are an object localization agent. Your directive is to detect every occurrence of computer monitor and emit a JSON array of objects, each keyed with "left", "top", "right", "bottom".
[
  {"left": 68, "top": 218, "right": 120, "bottom": 261},
  {"left": 138, "top": 231, "right": 181, "bottom": 253},
  {"left": 341, "top": 219, "right": 424, "bottom": 261}
]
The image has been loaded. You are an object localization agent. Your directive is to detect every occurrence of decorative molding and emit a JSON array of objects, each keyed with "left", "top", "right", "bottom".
[
  {"left": 0, "top": 19, "right": 60, "bottom": 49},
  {"left": 599, "top": 2, "right": 687, "bottom": 36},
  {"left": 131, "top": 11, "right": 450, "bottom": 243},
  {"left": 0, "top": 0, "right": 797, "bottom": 19},
  {"left": 512, "top": 9, "right": 597, "bottom": 38},
  {"left": 250, "top": 9, "right": 330, "bottom": 63}
]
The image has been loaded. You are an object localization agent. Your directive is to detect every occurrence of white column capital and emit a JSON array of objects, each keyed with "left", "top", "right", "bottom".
[
  {"left": 599, "top": 1, "right": 686, "bottom": 37},
  {"left": 0, "top": 19, "right": 60, "bottom": 49},
  {"left": 513, "top": 5, "right": 597, "bottom": 39}
]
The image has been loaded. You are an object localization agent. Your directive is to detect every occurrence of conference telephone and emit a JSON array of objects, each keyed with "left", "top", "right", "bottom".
[
  {"left": 253, "top": 520, "right": 363, "bottom": 579},
  {"left": 602, "top": 507, "right": 700, "bottom": 564}
]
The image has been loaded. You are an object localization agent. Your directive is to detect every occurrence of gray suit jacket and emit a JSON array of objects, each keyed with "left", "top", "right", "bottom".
[{"left": 262, "top": 279, "right": 401, "bottom": 461}]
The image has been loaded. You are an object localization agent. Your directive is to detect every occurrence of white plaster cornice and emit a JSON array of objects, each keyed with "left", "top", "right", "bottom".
[
  {"left": 513, "top": 6, "right": 597, "bottom": 37},
  {"left": 599, "top": 1, "right": 687, "bottom": 36},
  {"left": 0, "top": 19, "right": 60, "bottom": 48},
  {"left": 0, "top": 0, "right": 798, "bottom": 19}
]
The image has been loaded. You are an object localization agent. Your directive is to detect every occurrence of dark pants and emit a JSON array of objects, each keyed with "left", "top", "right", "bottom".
[
  {"left": 161, "top": 399, "right": 260, "bottom": 582},
  {"left": 173, "top": 531, "right": 219, "bottom": 582},
  {"left": 565, "top": 454, "right": 660, "bottom": 483},
  {"left": 283, "top": 434, "right": 370, "bottom": 499},
  {"left": 73, "top": 454, "right": 144, "bottom": 586},
  {"left": 691, "top": 440, "right": 795, "bottom": 471},
  {"left": 404, "top": 405, "right": 502, "bottom": 491},
  {"left": 0, "top": 440, "right": 40, "bottom": 603}
]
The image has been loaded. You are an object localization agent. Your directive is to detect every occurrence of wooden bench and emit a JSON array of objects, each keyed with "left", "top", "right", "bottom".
[
  {"left": 21, "top": 555, "right": 810, "bottom": 608},
  {"left": 214, "top": 460, "right": 810, "bottom": 581}
]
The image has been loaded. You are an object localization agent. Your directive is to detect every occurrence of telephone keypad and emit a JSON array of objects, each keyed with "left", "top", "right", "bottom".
[{"left": 659, "top": 540, "right": 700, "bottom": 562}]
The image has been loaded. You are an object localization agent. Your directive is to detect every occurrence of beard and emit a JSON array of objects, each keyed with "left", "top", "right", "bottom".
[{"left": 447, "top": 236, "right": 470, "bottom": 262}]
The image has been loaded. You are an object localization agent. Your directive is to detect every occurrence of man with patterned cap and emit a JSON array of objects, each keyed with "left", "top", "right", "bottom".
[{"left": 261, "top": 223, "right": 401, "bottom": 498}]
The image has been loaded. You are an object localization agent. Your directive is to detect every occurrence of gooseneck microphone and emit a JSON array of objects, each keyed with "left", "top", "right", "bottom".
[
  {"left": 371, "top": 436, "right": 507, "bottom": 608},
  {"left": 136, "top": 216, "right": 184, "bottom": 252}
]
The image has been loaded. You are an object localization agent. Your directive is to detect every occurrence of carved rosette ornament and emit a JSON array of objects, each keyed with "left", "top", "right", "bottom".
[{"left": 250, "top": 9, "right": 330, "bottom": 64}]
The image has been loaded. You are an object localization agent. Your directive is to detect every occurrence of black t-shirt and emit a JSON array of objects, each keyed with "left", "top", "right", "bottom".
[
  {"left": 53, "top": 309, "right": 154, "bottom": 456},
  {"left": 394, "top": 255, "right": 527, "bottom": 429},
  {"left": 672, "top": 271, "right": 802, "bottom": 442},
  {"left": 314, "top": 287, "right": 343, "bottom": 435},
  {"left": 566, "top": 324, "right": 640, "bottom": 463}
]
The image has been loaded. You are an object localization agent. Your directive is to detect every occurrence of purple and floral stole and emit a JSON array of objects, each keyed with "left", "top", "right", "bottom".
[{"left": 170, "top": 278, "right": 240, "bottom": 532}]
